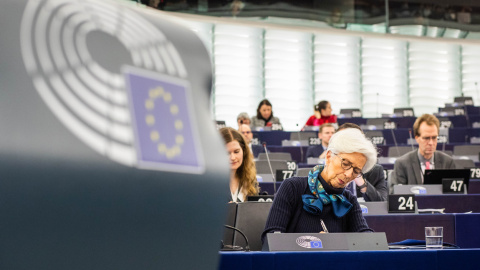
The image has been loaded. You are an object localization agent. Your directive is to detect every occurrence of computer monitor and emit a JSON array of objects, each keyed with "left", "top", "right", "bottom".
[{"left": 423, "top": 169, "right": 470, "bottom": 188}]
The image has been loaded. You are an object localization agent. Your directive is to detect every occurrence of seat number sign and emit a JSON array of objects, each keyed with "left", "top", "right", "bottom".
[
  {"left": 388, "top": 194, "right": 415, "bottom": 213},
  {"left": 442, "top": 178, "right": 465, "bottom": 193}
]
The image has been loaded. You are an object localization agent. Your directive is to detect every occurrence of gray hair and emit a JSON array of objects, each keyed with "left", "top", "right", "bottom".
[
  {"left": 326, "top": 128, "right": 377, "bottom": 173},
  {"left": 237, "top": 112, "right": 250, "bottom": 121}
]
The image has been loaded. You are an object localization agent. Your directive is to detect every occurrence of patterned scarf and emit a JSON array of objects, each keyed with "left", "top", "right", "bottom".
[{"left": 301, "top": 165, "right": 352, "bottom": 218}]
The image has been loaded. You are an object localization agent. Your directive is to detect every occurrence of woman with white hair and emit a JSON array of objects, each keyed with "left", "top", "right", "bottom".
[{"left": 262, "top": 128, "right": 377, "bottom": 241}]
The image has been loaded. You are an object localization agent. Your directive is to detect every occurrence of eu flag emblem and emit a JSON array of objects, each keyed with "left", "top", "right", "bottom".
[{"left": 124, "top": 67, "right": 204, "bottom": 173}]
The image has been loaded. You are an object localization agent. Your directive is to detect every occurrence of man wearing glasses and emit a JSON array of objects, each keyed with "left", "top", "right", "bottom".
[
  {"left": 239, "top": 123, "right": 264, "bottom": 157},
  {"left": 390, "top": 114, "right": 455, "bottom": 192}
]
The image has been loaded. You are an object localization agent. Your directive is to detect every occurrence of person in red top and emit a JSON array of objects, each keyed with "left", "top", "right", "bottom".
[{"left": 304, "top": 100, "right": 337, "bottom": 127}]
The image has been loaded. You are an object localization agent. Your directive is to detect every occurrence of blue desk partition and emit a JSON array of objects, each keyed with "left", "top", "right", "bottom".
[
  {"left": 383, "top": 128, "right": 412, "bottom": 145},
  {"left": 415, "top": 194, "right": 480, "bottom": 213},
  {"left": 219, "top": 249, "right": 480, "bottom": 270},
  {"left": 465, "top": 106, "right": 480, "bottom": 116},
  {"left": 252, "top": 131, "right": 291, "bottom": 146},
  {"left": 469, "top": 180, "right": 480, "bottom": 194},
  {"left": 390, "top": 117, "right": 417, "bottom": 129},
  {"left": 337, "top": 118, "right": 368, "bottom": 126},
  {"left": 365, "top": 214, "right": 456, "bottom": 244},
  {"left": 454, "top": 214, "right": 480, "bottom": 248},
  {"left": 437, "top": 249, "right": 480, "bottom": 270},
  {"left": 467, "top": 128, "right": 480, "bottom": 140},
  {"left": 449, "top": 128, "right": 469, "bottom": 143}
]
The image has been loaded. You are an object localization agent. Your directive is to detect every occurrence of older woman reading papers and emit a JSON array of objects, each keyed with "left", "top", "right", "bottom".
[{"left": 262, "top": 128, "right": 377, "bottom": 241}]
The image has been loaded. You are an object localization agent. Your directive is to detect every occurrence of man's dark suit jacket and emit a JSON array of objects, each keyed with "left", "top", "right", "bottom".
[
  {"left": 306, "top": 145, "right": 325, "bottom": 158},
  {"left": 358, "top": 164, "right": 388, "bottom": 201},
  {"left": 390, "top": 150, "right": 456, "bottom": 193}
]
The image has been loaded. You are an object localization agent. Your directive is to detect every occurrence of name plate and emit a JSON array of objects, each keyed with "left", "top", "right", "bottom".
[
  {"left": 271, "top": 124, "right": 282, "bottom": 131},
  {"left": 442, "top": 178, "right": 466, "bottom": 193},
  {"left": 454, "top": 108, "right": 465, "bottom": 115},
  {"left": 437, "top": 135, "right": 448, "bottom": 143},
  {"left": 263, "top": 232, "right": 388, "bottom": 251},
  {"left": 276, "top": 169, "right": 294, "bottom": 181},
  {"left": 388, "top": 194, "right": 416, "bottom": 213},
  {"left": 215, "top": 121, "right": 226, "bottom": 129},
  {"left": 309, "top": 137, "right": 321, "bottom": 146},
  {"left": 287, "top": 161, "right": 297, "bottom": 171},
  {"left": 383, "top": 121, "right": 396, "bottom": 130},
  {"left": 470, "top": 168, "right": 480, "bottom": 179},
  {"left": 440, "top": 120, "right": 452, "bottom": 129},
  {"left": 351, "top": 110, "right": 362, "bottom": 118},
  {"left": 402, "top": 110, "right": 414, "bottom": 117},
  {"left": 371, "top": 136, "right": 385, "bottom": 145}
]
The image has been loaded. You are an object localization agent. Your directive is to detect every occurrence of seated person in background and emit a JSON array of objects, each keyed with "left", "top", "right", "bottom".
[
  {"left": 304, "top": 100, "right": 337, "bottom": 128},
  {"left": 337, "top": 123, "right": 387, "bottom": 201},
  {"left": 250, "top": 99, "right": 282, "bottom": 130},
  {"left": 237, "top": 112, "right": 250, "bottom": 128},
  {"left": 220, "top": 127, "right": 259, "bottom": 202},
  {"left": 238, "top": 124, "right": 264, "bottom": 158},
  {"left": 306, "top": 123, "right": 336, "bottom": 160},
  {"left": 390, "top": 114, "right": 455, "bottom": 193},
  {"left": 262, "top": 128, "right": 376, "bottom": 242}
]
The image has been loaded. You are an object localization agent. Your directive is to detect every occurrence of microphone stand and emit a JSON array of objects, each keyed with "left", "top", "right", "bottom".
[
  {"left": 296, "top": 123, "right": 304, "bottom": 163},
  {"left": 223, "top": 225, "right": 250, "bottom": 251},
  {"left": 263, "top": 142, "right": 277, "bottom": 195}
]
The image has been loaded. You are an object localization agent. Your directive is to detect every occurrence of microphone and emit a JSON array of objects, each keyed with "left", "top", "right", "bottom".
[
  {"left": 442, "top": 136, "right": 446, "bottom": 152},
  {"left": 296, "top": 123, "right": 304, "bottom": 163},
  {"left": 408, "top": 129, "right": 415, "bottom": 151},
  {"left": 390, "top": 128, "right": 400, "bottom": 157},
  {"left": 222, "top": 225, "right": 250, "bottom": 251},
  {"left": 263, "top": 142, "right": 277, "bottom": 195},
  {"left": 475, "top": 82, "right": 478, "bottom": 104}
]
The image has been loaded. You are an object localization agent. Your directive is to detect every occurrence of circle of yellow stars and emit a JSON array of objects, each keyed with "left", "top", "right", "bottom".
[{"left": 145, "top": 87, "right": 184, "bottom": 160}]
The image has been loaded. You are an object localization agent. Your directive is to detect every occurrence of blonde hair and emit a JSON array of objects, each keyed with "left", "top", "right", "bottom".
[{"left": 220, "top": 127, "right": 259, "bottom": 196}]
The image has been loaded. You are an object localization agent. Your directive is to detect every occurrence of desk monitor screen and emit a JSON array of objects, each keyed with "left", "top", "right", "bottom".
[{"left": 424, "top": 169, "right": 470, "bottom": 187}]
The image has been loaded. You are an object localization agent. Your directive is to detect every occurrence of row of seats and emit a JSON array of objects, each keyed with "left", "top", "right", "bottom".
[
  {"left": 254, "top": 128, "right": 480, "bottom": 147},
  {"left": 255, "top": 150, "right": 479, "bottom": 184},
  {"left": 258, "top": 144, "right": 480, "bottom": 165}
]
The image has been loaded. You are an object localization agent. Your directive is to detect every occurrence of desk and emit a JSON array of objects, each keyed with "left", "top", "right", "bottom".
[
  {"left": 367, "top": 213, "right": 480, "bottom": 248},
  {"left": 415, "top": 194, "right": 480, "bottom": 213},
  {"left": 252, "top": 131, "right": 290, "bottom": 146},
  {"left": 365, "top": 214, "right": 455, "bottom": 244},
  {"left": 219, "top": 249, "right": 480, "bottom": 270}
]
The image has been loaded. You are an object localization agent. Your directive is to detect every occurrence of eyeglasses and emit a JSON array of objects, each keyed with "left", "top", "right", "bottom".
[
  {"left": 241, "top": 131, "right": 252, "bottom": 135},
  {"left": 420, "top": 136, "right": 438, "bottom": 142},
  {"left": 331, "top": 152, "right": 363, "bottom": 178}
]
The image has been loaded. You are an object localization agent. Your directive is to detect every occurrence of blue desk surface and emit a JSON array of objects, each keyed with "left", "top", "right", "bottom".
[{"left": 219, "top": 249, "right": 480, "bottom": 270}]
